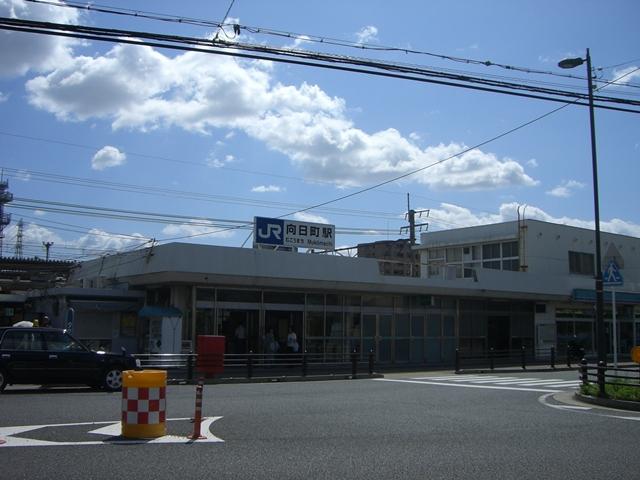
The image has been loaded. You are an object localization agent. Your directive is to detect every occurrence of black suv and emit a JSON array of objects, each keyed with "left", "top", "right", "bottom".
[{"left": 0, "top": 327, "right": 140, "bottom": 392}]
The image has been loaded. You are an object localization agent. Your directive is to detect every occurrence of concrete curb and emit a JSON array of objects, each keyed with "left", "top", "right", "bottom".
[
  {"left": 169, "top": 373, "right": 384, "bottom": 385},
  {"left": 574, "top": 392, "right": 640, "bottom": 412}
]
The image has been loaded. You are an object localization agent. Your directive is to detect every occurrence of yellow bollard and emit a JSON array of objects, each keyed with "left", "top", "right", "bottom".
[{"left": 121, "top": 370, "right": 167, "bottom": 439}]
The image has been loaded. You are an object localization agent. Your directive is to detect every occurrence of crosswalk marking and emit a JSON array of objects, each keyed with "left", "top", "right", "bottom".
[{"left": 383, "top": 374, "right": 580, "bottom": 392}]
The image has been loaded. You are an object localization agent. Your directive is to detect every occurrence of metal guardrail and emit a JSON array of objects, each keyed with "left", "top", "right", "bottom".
[
  {"left": 134, "top": 350, "right": 377, "bottom": 382},
  {"left": 454, "top": 347, "right": 572, "bottom": 372},
  {"left": 579, "top": 359, "right": 640, "bottom": 398}
]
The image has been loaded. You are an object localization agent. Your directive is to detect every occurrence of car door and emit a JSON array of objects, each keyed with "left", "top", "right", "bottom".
[
  {"left": 0, "top": 329, "right": 49, "bottom": 385},
  {"left": 41, "top": 330, "right": 100, "bottom": 384}
]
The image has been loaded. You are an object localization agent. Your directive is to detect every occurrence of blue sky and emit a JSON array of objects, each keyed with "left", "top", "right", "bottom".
[{"left": 1, "top": 0, "right": 639, "bottom": 260}]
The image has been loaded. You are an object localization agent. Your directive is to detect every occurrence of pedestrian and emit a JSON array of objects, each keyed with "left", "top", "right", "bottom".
[
  {"left": 234, "top": 322, "right": 246, "bottom": 354},
  {"left": 287, "top": 327, "right": 299, "bottom": 354}
]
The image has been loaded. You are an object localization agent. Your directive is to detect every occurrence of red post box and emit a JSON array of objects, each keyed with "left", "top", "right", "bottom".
[{"left": 196, "top": 335, "right": 225, "bottom": 377}]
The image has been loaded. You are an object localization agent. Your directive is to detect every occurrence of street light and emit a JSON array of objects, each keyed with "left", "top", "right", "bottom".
[{"left": 558, "top": 49, "right": 606, "bottom": 373}]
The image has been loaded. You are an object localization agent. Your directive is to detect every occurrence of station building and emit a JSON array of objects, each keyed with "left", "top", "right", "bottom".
[{"left": 28, "top": 219, "right": 640, "bottom": 365}]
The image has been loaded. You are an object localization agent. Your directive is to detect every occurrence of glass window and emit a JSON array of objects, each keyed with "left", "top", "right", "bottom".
[
  {"left": 363, "top": 315, "right": 376, "bottom": 337},
  {"left": 482, "top": 243, "right": 501, "bottom": 259},
  {"left": 306, "top": 311, "right": 324, "bottom": 337},
  {"left": 429, "top": 248, "right": 445, "bottom": 260},
  {"left": 428, "top": 263, "right": 442, "bottom": 278},
  {"left": 427, "top": 314, "right": 441, "bottom": 337},
  {"left": 483, "top": 260, "right": 501, "bottom": 270},
  {"left": 443, "top": 315, "right": 455, "bottom": 336},
  {"left": 43, "top": 331, "right": 85, "bottom": 352},
  {"left": 379, "top": 315, "right": 392, "bottom": 337},
  {"left": 472, "top": 245, "right": 481, "bottom": 260},
  {"left": 410, "top": 295, "right": 431, "bottom": 309},
  {"left": 395, "top": 339, "right": 410, "bottom": 362},
  {"left": 411, "top": 315, "right": 424, "bottom": 337},
  {"left": 306, "top": 294, "right": 324, "bottom": 306},
  {"left": 346, "top": 313, "right": 361, "bottom": 337},
  {"left": 459, "top": 312, "right": 473, "bottom": 336},
  {"left": 326, "top": 312, "right": 343, "bottom": 337},
  {"left": 264, "top": 291, "right": 304, "bottom": 304},
  {"left": 502, "top": 259, "right": 519, "bottom": 271},
  {"left": 568, "top": 251, "right": 595, "bottom": 276},
  {"left": 218, "top": 289, "right": 261, "bottom": 303},
  {"left": 363, "top": 295, "right": 393, "bottom": 307},
  {"left": 346, "top": 295, "right": 361, "bottom": 307},
  {"left": 446, "top": 247, "right": 462, "bottom": 262},
  {"left": 425, "top": 338, "right": 441, "bottom": 363},
  {"left": 196, "top": 288, "right": 215, "bottom": 302},
  {"left": 326, "top": 294, "right": 343, "bottom": 306},
  {"left": 410, "top": 339, "right": 423, "bottom": 362},
  {"left": 1, "top": 331, "right": 45, "bottom": 350},
  {"left": 395, "top": 314, "right": 410, "bottom": 337},
  {"left": 501, "top": 241, "right": 518, "bottom": 257}
]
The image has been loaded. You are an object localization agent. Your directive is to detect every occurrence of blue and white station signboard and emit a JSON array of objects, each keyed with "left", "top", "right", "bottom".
[{"left": 254, "top": 216, "right": 335, "bottom": 250}]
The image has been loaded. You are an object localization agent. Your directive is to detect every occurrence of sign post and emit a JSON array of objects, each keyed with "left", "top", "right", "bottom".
[{"left": 603, "top": 260, "right": 623, "bottom": 367}]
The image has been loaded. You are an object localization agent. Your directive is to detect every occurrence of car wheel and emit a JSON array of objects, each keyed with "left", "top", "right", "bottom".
[
  {"left": 0, "top": 369, "right": 7, "bottom": 392},
  {"left": 103, "top": 368, "right": 123, "bottom": 392}
]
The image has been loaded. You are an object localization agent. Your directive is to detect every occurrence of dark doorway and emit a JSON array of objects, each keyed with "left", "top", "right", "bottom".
[{"left": 488, "top": 316, "right": 510, "bottom": 350}]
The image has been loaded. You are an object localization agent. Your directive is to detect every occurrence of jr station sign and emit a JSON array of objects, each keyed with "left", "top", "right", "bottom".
[{"left": 253, "top": 216, "right": 335, "bottom": 250}]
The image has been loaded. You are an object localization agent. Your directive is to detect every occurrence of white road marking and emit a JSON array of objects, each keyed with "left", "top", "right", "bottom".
[
  {"left": 374, "top": 378, "right": 561, "bottom": 393},
  {"left": 0, "top": 417, "right": 224, "bottom": 448}
]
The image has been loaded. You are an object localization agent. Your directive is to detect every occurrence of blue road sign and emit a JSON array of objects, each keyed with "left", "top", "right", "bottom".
[{"left": 603, "top": 260, "right": 623, "bottom": 286}]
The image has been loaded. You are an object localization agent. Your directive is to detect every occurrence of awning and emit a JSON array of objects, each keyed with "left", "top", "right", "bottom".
[
  {"left": 572, "top": 289, "right": 640, "bottom": 305},
  {"left": 138, "top": 305, "right": 182, "bottom": 317}
]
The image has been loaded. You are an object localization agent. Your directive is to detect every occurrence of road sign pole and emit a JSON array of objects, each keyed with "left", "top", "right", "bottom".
[{"left": 612, "top": 288, "right": 617, "bottom": 368}]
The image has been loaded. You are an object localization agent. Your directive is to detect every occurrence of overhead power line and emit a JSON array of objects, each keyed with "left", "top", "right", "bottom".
[
  {"left": 0, "top": 17, "right": 639, "bottom": 114},
  {"left": 24, "top": 0, "right": 640, "bottom": 90}
]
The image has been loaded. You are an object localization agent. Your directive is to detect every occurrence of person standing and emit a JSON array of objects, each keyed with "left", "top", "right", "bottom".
[
  {"left": 286, "top": 327, "right": 299, "bottom": 354},
  {"left": 234, "top": 322, "right": 246, "bottom": 354}
]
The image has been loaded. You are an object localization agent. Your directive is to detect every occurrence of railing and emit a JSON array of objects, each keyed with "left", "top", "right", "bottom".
[
  {"left": 455, "top": 347, "right": 571, "bottom": 372},
  {"left": 579, "top": 360, "right": 640, "bottom": 398},
  {"left": 134, "top": 350, "right": 377, "bottom": 382}
]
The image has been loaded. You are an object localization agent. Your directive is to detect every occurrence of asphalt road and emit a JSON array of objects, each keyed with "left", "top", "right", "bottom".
[{"left": 1, "top": 370, "right": 639, "bottom": 479}]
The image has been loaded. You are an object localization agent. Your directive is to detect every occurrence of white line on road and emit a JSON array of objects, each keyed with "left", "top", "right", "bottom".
[
  {"left": 374, "top": 378, "right": 561, "bottom": 393},
  {"left": 0, "top": 417, "right": 224, "bottom": 448}
]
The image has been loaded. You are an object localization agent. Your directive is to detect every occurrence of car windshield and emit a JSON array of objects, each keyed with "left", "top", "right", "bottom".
[{"left": 42, "top": 331, "right": 87, "bottom": 352}]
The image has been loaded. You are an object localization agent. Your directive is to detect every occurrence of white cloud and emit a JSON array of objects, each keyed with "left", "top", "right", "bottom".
[
  {"left": 284, "top": 35, "right": 312, "bottom": 50},
  {"left": 527, "top": 159, "right": 538, "bottom": 168},
  {"left": 0, "top": 0, "right": 80, "bottom": 77},
  {"left": 427, "top": 202, "right": 640, "bottom": 237},
  {"left": 409, "top": 132, "right": 421, "bottom": 141},
  {"left": 252, "top": 185, "right": 283, "bottom": 193},
  {"left": 0, "top": 91, "right": 7, "bottom": 102},
  {"left": 611, "top": 66, "right": 640, "bottom": 85},
  {"left": 293, "top": 211, "right": 330, "bottom": 224},
  {"left": 162, "top": 221, "right": 236, "bottom": 239},
  {"left": 206, "top": 153, "right": 235, "bottom": 168},
  {"left": 5, "top": 220, "right": 149, "bottom": 258},
  {"left": 546, "top": 179, "right": 585, "bottom": 198},
  {"left": 24, "top": 43, "right": 537, "bottom": 191},
  {"left": 355, "top": 26, "right": 378, "bottom": 44},
  {"left": 33, "top": 209, "right": 45, "bottom": 216},
  {"left": 92, "top": 146, "right": 126, "bottom": 171},
  {"left": 74, "top": 228, "right": 148, "bottom": 253},
  {"left": 16, "top": 169, "right": 31, "bottom": 181}
]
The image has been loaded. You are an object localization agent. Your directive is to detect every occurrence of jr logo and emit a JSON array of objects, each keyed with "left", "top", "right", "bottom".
[
  {"left": 255, "top": 217, "right": 285, "bottom": 245},
  {"left": 258, "top": 223, "right": 282, "bottom": 240}
]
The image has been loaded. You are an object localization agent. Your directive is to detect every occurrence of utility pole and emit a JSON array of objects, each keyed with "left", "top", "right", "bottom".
[
  {"left": 400, "top": 193, "right": 429, "bottom": 245},
  {"left": 15, "top": 218, "right": 23, "bottom": 258},
  {"left": 43, "top": 241, "right": 54, "bottom": 261}
]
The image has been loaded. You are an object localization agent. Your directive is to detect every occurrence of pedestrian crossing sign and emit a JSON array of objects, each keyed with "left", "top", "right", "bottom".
[{"left": 603, "top": 260, "right": 623, "bottom": 286}]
